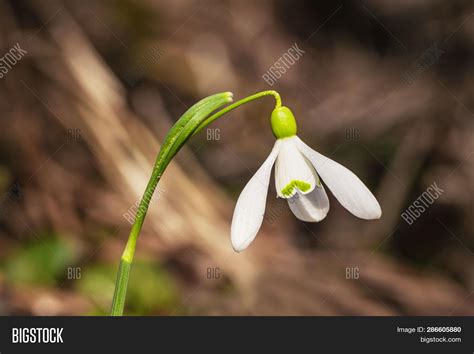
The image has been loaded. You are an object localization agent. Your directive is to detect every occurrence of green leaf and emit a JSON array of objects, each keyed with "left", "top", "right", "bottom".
[
  {"left": 156, "top": 92, "right": 233, "bottom": 173},
  {"left": 111, "top": 92, "right": 232, "bottom": 315},
  {"left": 133, "top": 91, "right": 233, "bottom": 221}
]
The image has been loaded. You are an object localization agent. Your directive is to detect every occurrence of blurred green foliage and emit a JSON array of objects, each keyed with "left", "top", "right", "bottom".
[
  {"left": 1, "top": 236, "right": 180, "bottom": 315},
  {"left": 2, "top": 237, "right": 75, "bottom": 286},
  {"left": 76, "top": 261, "right": 179, "bottom": 315}
]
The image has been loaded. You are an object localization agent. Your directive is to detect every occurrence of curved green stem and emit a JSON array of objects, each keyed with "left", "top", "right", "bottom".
[
  {"left": 193, "top": 90, "right": 281, "bottom": 135},
  {"left": 110, "top": 90, "right": 281, "bottom": 316}
]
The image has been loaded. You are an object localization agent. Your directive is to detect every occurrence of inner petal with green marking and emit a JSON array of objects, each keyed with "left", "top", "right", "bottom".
[
  {"left": 274, "top": 137, "right": 319, "bottom": 199},
  {"left": 281, "top": 180, "right": 312, "bottom": 197}
]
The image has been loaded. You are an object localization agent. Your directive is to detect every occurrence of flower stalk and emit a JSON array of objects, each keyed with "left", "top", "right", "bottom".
[{"left": 110, "top": 90, "right": 281, "bottom": 316}]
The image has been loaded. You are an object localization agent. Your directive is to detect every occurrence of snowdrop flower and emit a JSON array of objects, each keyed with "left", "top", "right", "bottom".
[{"left": 231, "top": 106, "right": 382, "bottom": 252}]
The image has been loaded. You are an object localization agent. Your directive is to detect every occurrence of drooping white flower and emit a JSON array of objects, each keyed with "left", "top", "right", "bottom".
[{"left": 231, "top": 106, "right": 381, "bottom": 252}]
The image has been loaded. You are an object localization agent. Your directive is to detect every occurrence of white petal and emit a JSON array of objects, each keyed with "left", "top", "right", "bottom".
[
  {"left": 231, "top": 140, "right": 281, "bottom": 252},
  {"left": 295, "top": 137, "right": 382, "bottom": 220},
  {"left": 288, "top": 185, "right": 330, "bottom": 222},
  {"left": 274, "top": 138, "right": 318, "bottom": 198}
]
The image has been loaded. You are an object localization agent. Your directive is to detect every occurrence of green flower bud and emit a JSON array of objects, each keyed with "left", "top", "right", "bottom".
[{"left": 271, "top": 106, "right": 297, "bottom": 139}]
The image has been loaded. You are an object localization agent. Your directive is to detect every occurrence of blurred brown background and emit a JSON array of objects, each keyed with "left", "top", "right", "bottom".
[{"left": 0, "top": 0, "right": 472, "bottom": 315}]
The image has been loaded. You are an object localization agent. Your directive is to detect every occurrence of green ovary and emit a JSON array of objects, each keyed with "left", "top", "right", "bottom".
[
  {"left": 271, "top": 106, "right": 297, "bottom": 139},
  {"left": 281, "top": 180, "right": 311, "bottom": 197}
]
